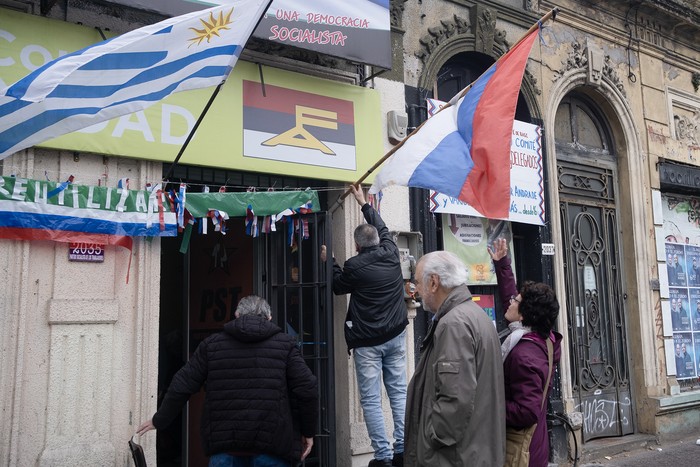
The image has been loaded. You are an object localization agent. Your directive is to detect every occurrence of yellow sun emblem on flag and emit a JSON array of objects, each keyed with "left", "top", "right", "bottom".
[{"left": 188, "top": 8, "right": 234, "bottom": 47}]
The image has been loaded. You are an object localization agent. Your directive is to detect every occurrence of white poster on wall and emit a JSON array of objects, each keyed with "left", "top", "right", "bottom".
[{"left": 427, "top": 103, "right": 545, "bottom": 226}]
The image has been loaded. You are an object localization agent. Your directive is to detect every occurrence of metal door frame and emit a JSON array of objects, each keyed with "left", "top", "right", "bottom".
[{"left": 257, "top": 211, "right": 336, "bottom": 466}]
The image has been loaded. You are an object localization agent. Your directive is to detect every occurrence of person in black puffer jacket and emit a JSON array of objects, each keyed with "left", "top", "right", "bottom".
[
  {"left": 324, "top": 184, "right": 408, "bottom": 467},
  {"left": 136, "top": 295, "right": 318, "bottom": 466}
]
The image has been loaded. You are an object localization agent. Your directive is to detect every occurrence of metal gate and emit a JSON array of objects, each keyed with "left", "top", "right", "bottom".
[
  {"left": 259, "top": 212, "right": 336, "bottom": 466},
  {"left": 558, "top": 160, "right": 633, "bottom": 441}
]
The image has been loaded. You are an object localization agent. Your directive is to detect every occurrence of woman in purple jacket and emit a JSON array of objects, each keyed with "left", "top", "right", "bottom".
[{"left": 488, "top": 238, "right": 562, "bottom": 467}]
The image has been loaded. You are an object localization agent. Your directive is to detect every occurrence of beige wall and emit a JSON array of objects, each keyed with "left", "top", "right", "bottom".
[
  {"left": 0, "top": 150, "right": 162, "bottom": 466},
  {"left": 333, "top": 75, "right": 414, "bottom": 467},
  {"left": 541, "top": 0, "right": 700, "bottom": 438},
  {"left": 540, "top": 0, "right": 700, "bottom": 440}
]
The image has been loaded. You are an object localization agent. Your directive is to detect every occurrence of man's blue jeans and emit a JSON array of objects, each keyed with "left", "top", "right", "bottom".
[
  {"left": 208, "top": 453, "right": 290, "bottom": 467},
  {"left": 353, "top": 329, "right": 407, "bottom": 461}
]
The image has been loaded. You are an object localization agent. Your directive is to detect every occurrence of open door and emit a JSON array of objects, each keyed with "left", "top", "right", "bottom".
[
  {"left": 259, "top": 211, "right": 335, "bottom": 466},
  {"left": 158, "top": 212, "right": 334, "bottom": 466}
]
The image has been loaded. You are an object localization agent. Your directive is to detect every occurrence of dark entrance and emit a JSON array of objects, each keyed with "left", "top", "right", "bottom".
[{"left": 158, "top": 168, "right": 334, "bottom": 466}]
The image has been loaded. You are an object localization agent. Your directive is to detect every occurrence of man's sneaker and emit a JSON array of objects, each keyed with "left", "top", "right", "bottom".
[
  {"left": 367, "top": 459, "right": 392, "bottom": 467},
  {"left": 392, "top": 452, "right": 404, "bottom": 467}
]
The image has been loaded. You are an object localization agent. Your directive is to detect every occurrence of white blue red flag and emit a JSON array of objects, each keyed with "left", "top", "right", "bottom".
[
  {"left": 0, "top": 0, "right": 271, "bottom": 160},
  {"left": 369, "top": 26, "right": 540, "bottom": 219}
]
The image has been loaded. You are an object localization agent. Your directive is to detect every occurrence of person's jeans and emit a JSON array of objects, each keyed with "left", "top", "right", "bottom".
[
  {"left": 208, "top": 453, "right": 290, "bottom": 467},
  {"left": 353, "top": 329, "right": 407, "bottom": 461}
]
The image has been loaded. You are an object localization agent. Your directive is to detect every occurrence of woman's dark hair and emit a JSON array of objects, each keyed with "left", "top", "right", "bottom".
[{"left": 518, "top": 281, "right": 559, "bottom": 337}]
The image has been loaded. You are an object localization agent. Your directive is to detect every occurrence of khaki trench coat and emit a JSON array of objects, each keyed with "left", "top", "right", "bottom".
[{"left": 404, "top": 285, "right": 505, "bottom": 466}]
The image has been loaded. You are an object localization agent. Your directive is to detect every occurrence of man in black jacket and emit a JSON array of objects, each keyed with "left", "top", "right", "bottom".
[
  {"left": 136, "top": 295, "right": 318, "bottom": 466},
  {"left": 325, "top": 184, "right": 408, "bottom": 467}
]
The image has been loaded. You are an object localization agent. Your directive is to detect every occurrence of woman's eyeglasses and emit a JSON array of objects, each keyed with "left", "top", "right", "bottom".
[{"left": 509, "top": 296, "right": 521, "bottom": 304}]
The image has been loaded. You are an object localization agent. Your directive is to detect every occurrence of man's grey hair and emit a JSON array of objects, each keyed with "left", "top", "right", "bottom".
[
  {"left": 420, "top": 250, "right": 468, "bottom": 289},
  {"left": 236, "top": 295, "right": 272, "bottom": 319},
  {"left": 354, "top": 223, "right": 380, "bottom": 249}
]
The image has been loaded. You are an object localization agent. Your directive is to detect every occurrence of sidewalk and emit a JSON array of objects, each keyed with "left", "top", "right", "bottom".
[{"left": 579, "top": 435, "right": 700, "bottom": 466}]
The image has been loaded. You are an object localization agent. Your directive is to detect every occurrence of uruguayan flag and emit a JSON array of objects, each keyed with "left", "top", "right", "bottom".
[{"left": 0, "top": 0, "right": 271, "bottom": 160}]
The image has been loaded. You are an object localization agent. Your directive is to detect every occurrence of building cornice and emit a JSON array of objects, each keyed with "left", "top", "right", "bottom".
[{"left": 541, "top": 0, "right": 699, "bottom": 58}]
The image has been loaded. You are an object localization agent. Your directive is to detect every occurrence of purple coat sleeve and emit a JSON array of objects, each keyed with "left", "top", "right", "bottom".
[{"left": 494, "top": 256, "right": 518, "bottom": 304}]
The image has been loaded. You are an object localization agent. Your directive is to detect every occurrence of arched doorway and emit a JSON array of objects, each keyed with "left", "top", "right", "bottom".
[
  {"left": 555, "top": 93, "right": 634, "bottom": 441},
  {"left": 436, "top": 52, "right": 531, "bottom": 123}
]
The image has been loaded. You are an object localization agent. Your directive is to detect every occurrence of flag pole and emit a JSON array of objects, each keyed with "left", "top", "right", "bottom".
[
  {"left": 329, "top": 7, "right": 559, "bottom": 214},
  {"left": 162, "top": 0, "right": 274, "bottom": 182},
  {"left": 163, "top": 81, "right": 225, "bottom": 181}
]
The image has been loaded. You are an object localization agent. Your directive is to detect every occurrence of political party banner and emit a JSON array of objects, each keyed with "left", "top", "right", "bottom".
[
  {"left": 101, "top": 0, "right": 392, "bottom": 68},
  {"left": 429, "top": 118, "right": 545, "bottom": 226},
  {"left": 0, "top": 9, "right": 383, "bottom": 183},
  {"left": 441, "top": 214, "right": 514, "bottom": 286},
  {"left": 242, "top": 80, "right": 357, "bottom": 170},
  {"left": 0, "top": 176, "right": 177, "bottom": 244}
]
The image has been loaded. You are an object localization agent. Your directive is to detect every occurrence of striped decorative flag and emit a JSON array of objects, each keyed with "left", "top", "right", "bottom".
[
  {"left": 242, "top": 80, "right": 357, "bottom": 170},
  {"left": 369, "top": 26, "right": 540, "bottom": 219},
  {"left": 0, "top": 0, "right": 271, "bottom": 159},
  {"left": 0, "top": 175, "right": 177, "bottom": 243}
]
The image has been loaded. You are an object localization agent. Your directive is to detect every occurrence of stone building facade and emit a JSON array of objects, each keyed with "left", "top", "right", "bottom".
[
  {"left": 1, "top": 0, "right": 700, "bottom": 466},
  {"left": 387, "top": 0, "right": 700, "bottom": 463}
]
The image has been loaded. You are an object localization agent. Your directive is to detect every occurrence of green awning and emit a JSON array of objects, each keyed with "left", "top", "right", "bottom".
[{"left": 185, "top": 190, "right": 321, "bottom": 218}]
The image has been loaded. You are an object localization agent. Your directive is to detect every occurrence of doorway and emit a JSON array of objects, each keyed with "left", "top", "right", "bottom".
[
  {"left": 158, "top": 209, "right": 334, "bottom": 466},
  {"left": 555, "top": 94, "right": 633, "bottom": 441}
]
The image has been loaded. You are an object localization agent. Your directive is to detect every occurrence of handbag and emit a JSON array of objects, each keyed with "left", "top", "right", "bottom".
[
  {"left": 128, "top": 434, "right": 148, "bottom": 467},
  {"left": 504, "top": 338, "right": 554, "bottom": 467}
]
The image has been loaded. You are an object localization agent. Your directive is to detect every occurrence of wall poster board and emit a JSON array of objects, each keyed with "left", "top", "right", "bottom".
[{"left": 662, "top": 193, "right": 700, "bottom": 381}]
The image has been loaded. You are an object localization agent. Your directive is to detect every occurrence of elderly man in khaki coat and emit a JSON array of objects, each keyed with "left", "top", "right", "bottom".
[{"left": 404, "top": 250, "right": 505, "bottom": 466}]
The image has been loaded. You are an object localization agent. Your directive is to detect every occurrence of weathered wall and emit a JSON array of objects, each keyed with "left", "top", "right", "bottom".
[
  {"left": 398, "top": 0, "right": 700, "bottom": 457},
  {"left": 0, "top": 149, "right": 162, "bottom": 466}
]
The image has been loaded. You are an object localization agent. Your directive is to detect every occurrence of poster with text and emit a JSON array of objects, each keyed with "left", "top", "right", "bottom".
[
  {"left": 673, "top": 333, "right": 695, "bottom": 378},
  {"left": 662, "top": 193, "right": 700, "bottom": 379},
  {"left": 665, "top": 243, "right": 687, "bottom": 287},
  {"left": 686, "top": 245, "right": 700, "bottom": 287},
  {"left": 669, "top": 287, "right": 691, "bottom": 332},
  {"left": 426, "top": 109, "right": 545, "bottom": 226},
  {"left": 441, "top": 214, "right": 514, "bottom": 286},
  {"left": 689, "top": 288, "right": 700, "bottom": 332}
]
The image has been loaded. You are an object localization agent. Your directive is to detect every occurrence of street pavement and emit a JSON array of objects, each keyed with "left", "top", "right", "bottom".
[{"left": 580, "top": 436, "right": 700, "bottom": 466}]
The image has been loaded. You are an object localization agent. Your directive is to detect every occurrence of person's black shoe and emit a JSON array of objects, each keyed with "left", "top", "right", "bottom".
[
  {"left": 368, "top": 459, "right": 392, "bottom": 467},
  {"left": 392, "top": 452, "right": 404, "bottom": 467}
]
